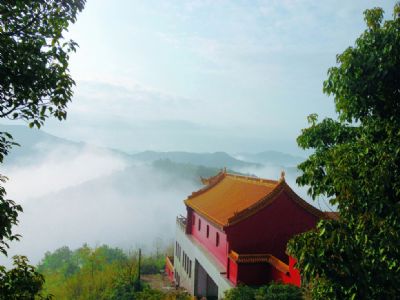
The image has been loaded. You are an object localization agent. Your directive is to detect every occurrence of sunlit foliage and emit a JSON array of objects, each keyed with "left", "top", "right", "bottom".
[
  {"left": 39, "top": 244, "right": 190, "bottom": 300},
  {"left": 0, "top": 1, "right": 85, "bottom": 298},
  {"left": 223, "top": 283, "right": 303, "bottom": 300},
  {"left": 288, "top": 4, "right": 400, "bottom": 299}
]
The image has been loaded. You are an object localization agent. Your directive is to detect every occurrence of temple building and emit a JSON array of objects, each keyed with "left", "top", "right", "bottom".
[{"left": 166, "top": 170, "right": 335, "bottom": 299}]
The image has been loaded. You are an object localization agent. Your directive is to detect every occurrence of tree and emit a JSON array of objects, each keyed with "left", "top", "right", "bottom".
[
  {"left": 0, "top": 0, "right": 85, "bottom": 297},
  {"left": 223, "top": 283, "right": 303, "bottom": 300},
  {"left": 0, "top": 256, "right": 49, "bottom": 300},
  {"left": 0, "top": 0, "right": 85, "bottom": 126},
  {"left": 255, "top": 283, "right": 302, "bottom": 300},
  {"left": 287, "top": 4, "right": 400, "bottom": 299},
  {"left": 224, "top": 285, "right": 255, "bottom": 300}
]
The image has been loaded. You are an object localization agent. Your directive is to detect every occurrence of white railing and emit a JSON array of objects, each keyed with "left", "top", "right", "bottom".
[{"left": 176, "top": 215, "right": 187, "bottom": 232}]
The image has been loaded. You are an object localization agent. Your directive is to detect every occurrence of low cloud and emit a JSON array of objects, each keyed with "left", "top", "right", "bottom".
[
  {"left": 3, "top": 144, "right": 127, "bottom": 201},
  {"left": 0, "top": 144, "right": 198, "bottom": 267}
]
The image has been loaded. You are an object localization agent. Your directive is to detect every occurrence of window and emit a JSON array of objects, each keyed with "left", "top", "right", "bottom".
[
  {"left": 189, "top": 260, "right": 192, "bottom": 278},
  {"left": 177, "top": 244, "right": 181, "bottom": 261},
  {"left": 186, "top": 256, "right": 189, "bottom": 273},
  {"left": 206, "top": 225, "right": 210, "bottom": 238},
  {"left": 192, "top": 215, "right": 195, "bottom": 225},
  {"left": 216, "top": 232, "right": 220, "bottom": 247},
  {"left": 198, "top": 219, "right": 201, "bottom": 231}
]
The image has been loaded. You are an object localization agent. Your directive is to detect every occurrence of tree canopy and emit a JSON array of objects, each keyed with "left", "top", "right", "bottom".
[
  {"left": 0, "top": 0, "right": 85, "bottom": 127},
  {"left": 288, "top": 4, "right": 400, "bottom": 299},
  {"left": 0, "top": 0, "right": 85, "bottom": 298}
]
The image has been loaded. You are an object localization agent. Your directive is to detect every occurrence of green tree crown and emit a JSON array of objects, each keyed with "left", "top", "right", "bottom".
[{"left": 288, "top": 4, "right": 400, "bottom": 299}]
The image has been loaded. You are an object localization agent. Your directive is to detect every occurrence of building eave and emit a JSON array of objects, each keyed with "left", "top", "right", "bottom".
[{"left": 184, "top": 201, "right": 226, "bottom": 230}]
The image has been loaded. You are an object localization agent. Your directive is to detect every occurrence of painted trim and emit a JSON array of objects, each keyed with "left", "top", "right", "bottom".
[{"left": 228, "top": 251, "right": 290, "bottom": 274}]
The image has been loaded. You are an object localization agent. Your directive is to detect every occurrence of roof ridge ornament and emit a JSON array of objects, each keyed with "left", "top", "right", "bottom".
[{"left": 279, "top": 170, "right": 285, "bottom": 182}]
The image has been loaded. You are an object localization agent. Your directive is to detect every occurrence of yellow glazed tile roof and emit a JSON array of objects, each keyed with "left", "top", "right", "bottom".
[
  {"left": 185, "top": 172, "right": 280, "bottom": 227},
  {"left": 185, "top": 171, "right": 326, "bottom": 227}
]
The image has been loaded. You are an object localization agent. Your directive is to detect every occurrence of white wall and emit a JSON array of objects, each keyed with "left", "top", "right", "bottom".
[{"left": 174, "top": 223, "right": 234, "bottom": 299}]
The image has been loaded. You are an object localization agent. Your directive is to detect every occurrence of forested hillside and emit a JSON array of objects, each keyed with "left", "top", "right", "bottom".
[{"left": 37, "top": 244, "right": 190, "bottom": 299}]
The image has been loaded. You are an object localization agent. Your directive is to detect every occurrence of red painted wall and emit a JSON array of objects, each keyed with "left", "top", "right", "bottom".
[
  {"left": 225, "top": 191, "right": 319, "bottom": 262},
  {"left": 270, "top": 265, "right": 290, "bottom": 283},
  {"left": 288, "top": 256, "right": 301, "bottom": 287},
  {"left": 269, "top": 257, "right": 301, "bottom": 286},
  {"left": 228, "top": 258, "right": 300, "bottom": 287},
  {"left": 236, "top": 263, "right": 271, "bottom": 286},
  {"left": 228, "top": 258, "right": 238, "bottom": 285},
  {"left": 189, "top": 211, "right": 228, "bottom": 267}
]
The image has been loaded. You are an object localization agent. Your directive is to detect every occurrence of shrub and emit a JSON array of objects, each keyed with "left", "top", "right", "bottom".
[
  {"left": 255, "top": 283, "right": 302, "bottom": 300},
  {"left": 224, "top": 285, "right": 255, "bottom": 300}
]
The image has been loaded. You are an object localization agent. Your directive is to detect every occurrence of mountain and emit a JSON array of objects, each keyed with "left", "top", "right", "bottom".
[
  {"left": 152, "top": 159, "right": 249, "bottom": 183},
  {"left": 1, "top": 124, "right": 261, "bottom": 170},
  {"left": 132, "top": 150, "right": 260, "bottom": 169},
  {"left": 0, "top": 124, "right": 133, "bottom": 166},
  {"left": 237, "top": 150, "right": 304, "bottom": 167}
]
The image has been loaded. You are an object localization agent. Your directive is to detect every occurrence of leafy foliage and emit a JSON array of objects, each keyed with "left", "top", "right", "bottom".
[
  {"left": 255, "top": 283, "right": 303, "bottom": 300},
  {"left": 0, "top": 0, "right": 86, "bottom": 127},
  {"left": 287, "top": 4, "right": 400, "bottom": 299},
  {"left": 0, "top": 132, "right": 21, "bottom": 256},
  {"left": 0, "top": 176, "right": 22, "bottom": 257},
  {"left": 224, "top": 283, "right": 302, "bottom": 300},
  {"left": 0, "top": 256, "right": 50, "bottom": 300},
  {"left": 224, "top": 285, "right": 256, "bottom": 300},
  {"left": 39, "top": 244, "right": 188, "bottom": 300},
  {"left": 0, "top": 0, "right": 85, "bottom": 298}
]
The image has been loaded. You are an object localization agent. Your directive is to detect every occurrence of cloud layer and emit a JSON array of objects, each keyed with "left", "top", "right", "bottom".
[{"left": 1, "top": 144, "right": 197, "bottom": 267}]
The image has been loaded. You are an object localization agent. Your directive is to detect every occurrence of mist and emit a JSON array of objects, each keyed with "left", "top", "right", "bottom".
[
  {"left": 0, "top": 137, "right": 335, "bottom": 268},
  {"left": 0, "top": 144, "right": 198, "bottom": 267}
]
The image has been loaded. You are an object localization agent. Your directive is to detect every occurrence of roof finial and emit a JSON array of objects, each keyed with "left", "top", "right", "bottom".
[{"left": 279, "top": 170, "right": 285, "bottom": 182}]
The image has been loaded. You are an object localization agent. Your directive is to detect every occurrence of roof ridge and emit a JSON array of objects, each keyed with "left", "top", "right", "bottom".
[
  {"left": 281, "top": 182, "right": 326, "bottom": 219},
  {"left": 189, "top": 172, "right": 278, "bottom": 201},
  {"left": 187, "top": 171, "right": 226, "bottom": 199},
  {"left": 226, "top": 181, "right": 325, "bottom": 226},
  {"left": 225, "top": 173, "right": 279, "bottom": 186}
]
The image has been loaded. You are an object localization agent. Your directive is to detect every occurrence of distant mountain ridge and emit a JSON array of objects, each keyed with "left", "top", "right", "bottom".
[
  {"left": 237, "top": 150, "right": 304, "bottom": 167},
  {"left": 1, "top": 124, "right": 302, "bottom": 170},
  {"left": 132, "top": 150, "right": 260, "bottom": 169},
  {"left": 0, "top": 124, "right": 133, "bottom": 166}
]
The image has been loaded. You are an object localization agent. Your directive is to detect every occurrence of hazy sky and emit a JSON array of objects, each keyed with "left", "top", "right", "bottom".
[{"left": 43, "top": 0, "right": 396, "bottom": 154}]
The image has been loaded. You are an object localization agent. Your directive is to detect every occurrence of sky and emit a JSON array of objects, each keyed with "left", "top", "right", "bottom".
[{"left": 41, "top": 0, "right": 397, "bottom": 155}]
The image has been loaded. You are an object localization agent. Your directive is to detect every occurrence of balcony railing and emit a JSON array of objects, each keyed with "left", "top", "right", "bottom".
[{"left": 176, "top": 215, "right": 187, "bottom": 232}]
